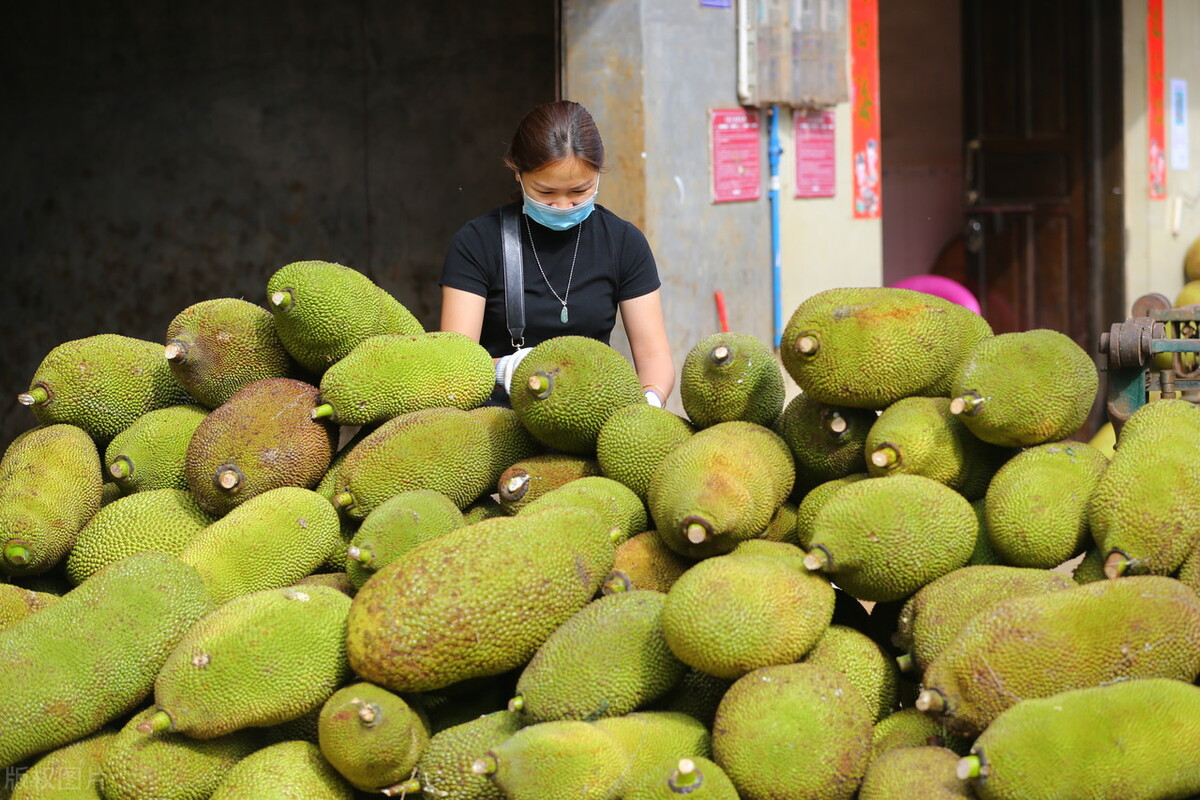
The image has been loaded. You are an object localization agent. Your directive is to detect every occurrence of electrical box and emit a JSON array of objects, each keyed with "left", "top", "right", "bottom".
[{"left": 737, "top": 0, "right": 849, "bottom": 108}]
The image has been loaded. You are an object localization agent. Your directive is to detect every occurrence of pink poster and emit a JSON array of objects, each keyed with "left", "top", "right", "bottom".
[
  {"left": 794, "top": 108, "right": 836, "bottom": 198},
  {"left": 710, "top": 108, "right": 761, "bottom": 203}
]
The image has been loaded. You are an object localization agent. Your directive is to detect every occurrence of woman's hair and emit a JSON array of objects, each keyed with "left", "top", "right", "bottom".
[{"left": 504, "top": 101, "right": 605, "bottom": 174}]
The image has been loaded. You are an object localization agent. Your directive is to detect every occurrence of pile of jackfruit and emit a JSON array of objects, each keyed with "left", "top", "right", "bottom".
[{"left": 2, "top": 260, "right": 1199, "bottom": 800}]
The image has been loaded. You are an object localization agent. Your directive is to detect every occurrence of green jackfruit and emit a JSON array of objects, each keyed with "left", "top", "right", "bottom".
[
  {"left": 312, "top": 331, "right": 494, "bottom": 425},
  {"left": 414, "top": 710, "right": 522, "bottom": 800},
  {"left": 602, "top": 530, "right": 692, "bottom": 595},
  {"left": 958, "top": 679, "right": 1200, "bottom": 800},
  {"left": 1072, "top": 547, "right": 1108, "bottom": 584},
  {"left": 1177, "top": 543, "right": 1200, "bottom": 594},
  {"left": 510, "top": 335, "right": 645, "bottom": 454},
  {"left": 511, "top": 590, "right": 687, "bottom": 723},
  {"left": 346, "top": 488, "right": 463, "bottom": 589},
  {"left": 18, "top": 334, "right": 192, "bottom": 443},
  {"left": 472, "top": 719, "right": 629, "bottom": 800},
  {"left": 804, "top": 474, "right": 977, "bottom": 603},
  {"left": 596, "top": 403, "right": 695, "bottom": 503},
  {"left": 104, "top": 404, "right": 208, "bottom": 493},
  {"left": 317, "top": 682, "right": 429, "bottom": 794},
  {"left": 649, "top": 668, "right": 732, "bottom": 729},
  {"left": 773, "top": 391, "right": 876, "bottom": 494},
  {"left": 518, "top": 475, "right": 648, "bottom": 544},
  {"left": 265, "top": 259, "right": 424, "bottom": 374},
  {"left": 917, "top": 575, "right": 1200, "bottom": 736},
  {"left": 346, "top": 506, "right": 617, "bottom": 693},
  {"left": 498, "top": 452, "right": 600, "bottom": 513},
  {"left": 803, "top": 624, "right": 899, "bottom": 722},
  {"left": 759, "top": 500, "right": 799, "bottom": 544},
  {"left": 859, "top": 746, "right": 975, "bottom": 800},
  {"left": 871, "top": 708, "right": 968, "bottom": 761},
  {"left": 411, "top": 671, "right": 520, "bottom": 735},
  {"left": 0, "top": 585, "right": 59, "bottom": 632},
  {"left": 208, "top": 740, "right": 354, "bottom": 799},
  {"left": 65, "top": 488, "right": 215, "bottom": 585},
  {"left": 794, "top": 472, "right": 869, "bottom": 549},
  {"left": 164, "top": 296, "right": 300, "bottom": 409},
  {"left": 10, "top": 729, "right": 115, "bottom": 800},
  {"left": 712, "top": 662, "right": 874, "bottom": 800},
  {"left": 0, "top": 552, "right": 213, "bottom": 768},
  {"left": 949, "top": 328, "right": 1098, "bottom": 446},
  {"left": 461, "top": 494, "right": 508, "bottom": 526},
  {"left": 624, "top": 756, "right": 739, "bottom": 800},
  {"left": 679, "top": 331, "right": 785, "bottom": 428},
  {"left": 0, "top": 423, "right": 102, "bottom": 576},
  {"left": 596, "top": 710, "right": 711, "bottom": 778},
  {"left": 469, "top": 404, "right": 544, "bottom": 481},
  {"left": 780, "top": 287, "right": 993, "bottom": 409},
  {"left": 185, "top": 377, "right": 335, "bottom": 517},
  {"left": 146, "top": 584, "right": 352, "bottom": 739}
]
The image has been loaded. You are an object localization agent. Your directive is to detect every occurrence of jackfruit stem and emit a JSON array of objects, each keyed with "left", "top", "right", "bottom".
[
  {"left": 270, "top": 289, "right": 294, "bottom": 311},
  {"left": 915, "top": 688, "right": 946, "bottom": 714},
  {"left": 17, "top": 386, "right": 49, "bottom": 406},
  {"left": 956, "top": 755, "right": 983, "bottom": 780},
  {"left": 163, "top": 341, "right": 188, "bottom": 363},
  {"left": 3, "top": 542, "right": 30, "bottom": 566},
  {"left": 332, "top": 491, "right": 355, "bottom": 510},
  {"left": 794, "top": 333, "right": 820, "bottom": 355},
  {"left": 670, "top": 758, "right": 702, "bottom": 790},
  {"left": 135, "top": 710, "right": 173, "bottom": 734},
  {"left": 507, "top": 695, "right": 524, "bottom": 712},
  {"left": 502, "top": 472, "right": 530, "bottom": 501},
  {"left": 710, "top": 345, "right": 733, "bottom": 366},
  {"left": 896, "top": 653, "right": 916, "bottom": 673},
  {"left": 602, "top": 571, "right": 632, "bottom": 594},
  {"left": 356, "top": 701, "right": 380, "bottom": 727},
  {"left": 1103, "top": 551, "right": 1131, "bottom": 579},
  {"left": 870, "top": 445, "right": 899, "bottom": 469},
  {"left": 471, "top": 754, "right": 498, "bottom": 776},
  {"left": 802, "top": 547, "right": 831, "bottom": 572},
  {"left": 381, "top": 779, "right": 421, "bottom": 797},
  {"left": 949, "top": 392, "right": 983, "bottom": 416},
  {"left": 527, "top": 373, "right": 552, "bottom": 398},
  {"left": 109, "top": 457, "right": 133, "bottom": 480},
  {"left": 347, "top": 545, "right": 374, "bottom": 568},
  {"left": 311, "top": 403, "right": 335, "bottom": 420},
  {"left": 216, "top": 468, "right": 241, "bottom": 491},
  {"left": 825, "top": 412, "right": 848, "bottom": 435},
  {"left": 685, "top": 523, "right": 709, "bottom": 544}
]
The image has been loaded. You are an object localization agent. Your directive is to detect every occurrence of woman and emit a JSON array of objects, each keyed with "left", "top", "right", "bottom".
[{"left": 439, "top": 100, "right": 674, "bottom": 407}]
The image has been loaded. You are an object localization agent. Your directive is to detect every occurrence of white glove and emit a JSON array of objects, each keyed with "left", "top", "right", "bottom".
[
  {"left": 644, "top": 388, "right": 664, "bottom": 408},
  {"left": 495, "top": 347, "right": 533, "bottom": 395}
]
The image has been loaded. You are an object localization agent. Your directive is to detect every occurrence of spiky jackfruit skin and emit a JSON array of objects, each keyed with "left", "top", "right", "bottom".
[
  {"left": 780, "top": 287, "right": 993, "bottom": 410},
  {"left": 100, "top": 707, "right": 259, "bottom": 800},
  {"left": 964, "top": 679, "right": 1200, "bottom": 800},
  {"left": 1088, "top": 399, "right": 1200, "bottom": 576},
  {"left": 21, "top": 334, "right": 193, "bottom": 444},
  {"left": 510, "top": 335, "right": 646, "bottom": 454},
  {"left": 498, "top": 453, "right": 600, "bottom": 513},
  {"left": 65, "top": 488, "right": 215, "bottom": 585},
  {"left": 104, "top": 404, "right": 208, "bottom": 493},
  {"left": 0, "top": 552, "right": 213, "bottom": 769},
  {"left": 185, "top": 377, "right": 335, "bottom": 517},
  {"left": 346, "top": 506, "right": 617, "bottom": 693},
  {"left": 208, "top": 740, "right": 354, "bottom": 799},
  {"left": 10, "top": 729, "right": 115, "bottom": 800},
  {"left": 1177, "top": 544, "right": 1200, "bottom": 594},
  {"left": 859, "top": 746, "right": 974, "bottom": 800},
  {"left": 712, "top": 662, "right": 873, "bottom": 800},
  {"left": 415, "top": 710, "right": 522, "bottom": 800},
  {"left": 604, "top": 530, "right": 692, "bottom": 594},
  {"left": 984, "top": 440, "right": 1108, "bottom": 568},
  {"left": 649, "top": 421, "right": 795, "bottom": 559},
  {"left": 265, "top": 260, "right": 424, "bottom": 374},
  {"left": 773, "top": 392, "right": 876, "bottom": 494},
  {"left": 650, "top": 668, "right": 733, "bottom": 729},
  {"left": 894, "top": 565, "right": 1073, "bottom": 673},
  {"left": 806, "top": 474, "right": 977, "bottom": 603},
  {"left": 514, "top": 591, "right": 687, "bottom": 723},
  {"left": 480, "top": 720, "right": 630, "bottom": 800},
  {"left": 920, "top": 575, "right": 1200, "bottom": 737},
  {"left": 871, "top": 708, "right": 968, "bottom": 761},
  {"left": 597, "top": 404, "right": 695, "bottom": 502},
  {"left": 1072, "top": 547, "right": 1107, "bottom": 583},
  {"left": 950, "top": 328, "right": 1098, "bottom": 447},
  {"left": 624, "top": 755, "right": 739, "bottom": 800},
  {"left": 595, "top": 711, "right": 712, "bottom": 788},
  {"left": 803, "top": 624, "right": 899, "bottom": 722},
  {"left": 795, "top": 472, "right": 869, "bottom": 549},
  {"left": 866, "top": 396, "right": 1010, "bottom": 501},
  {"left": 519, "top": 475, "right": 648, "bottom": 544},
  {"left": 0, "top": 585, "right": 59, "bottom": 631},
  {"left": 154, "top": 585, "right": 352, "bottom": 739},
  {"left": 346, "top": 489, "right": 463, "bottom": 589},
  {"left": 316, "top": 331, "right": 495, "bottom": 425},
  {"left": 317, "top": 682, "right": 430, "bottom": 792},
  {"left": 0, "top": 424, "right": 102, "bottom": 577},
  {"left": 679, "top": 332, "right": 785, "bottom": 428},
  {"left": 662, "top": 548, "right": 834, "bottom": 680},
  {"left": 165, "top": 297, "right": 299, "bottom": 409}
]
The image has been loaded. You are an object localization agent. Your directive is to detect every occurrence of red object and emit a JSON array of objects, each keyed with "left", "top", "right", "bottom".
[
  {"left": 714, "top": 290, "right": 730, "bottom": 332},
  {"left": 1147, "top": 0, "right": 1167, "bottom": 199},
  {"left": 710, "top": 108, "right": 761, "bottom": 203},
  {"left": 850, "top": 0, "right": 881, "bottom": 218}
]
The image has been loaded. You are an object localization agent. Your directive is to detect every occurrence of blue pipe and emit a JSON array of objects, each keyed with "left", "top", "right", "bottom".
[{"left": 768, "top": 105, "right": 784, "bottom": 348}]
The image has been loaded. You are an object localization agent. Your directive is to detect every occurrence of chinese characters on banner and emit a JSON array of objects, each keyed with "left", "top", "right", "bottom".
[
  {"left": 710, "top": 108, "right": 761, "bottom": 203},
  {"left": 1147, "top": 0, "right": 1167, "bottom": 199},
  {"left": 794, "top": 109, "right": 836, "bottom": 198},
  {"left": 850, "top": 0, "right": 881, "bottom": 218}
]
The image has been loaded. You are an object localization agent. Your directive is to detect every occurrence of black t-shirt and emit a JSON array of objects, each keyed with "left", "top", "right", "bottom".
[{"left": 440, "top": 202, "right": 661, "bottom": 358}]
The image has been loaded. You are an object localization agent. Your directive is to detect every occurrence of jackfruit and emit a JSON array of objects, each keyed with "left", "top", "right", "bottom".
[
  {"left": 859, "top": 746, "right": 975, "bottom": 800},
  {"left": 18, "top": 333, "right": 193, "bottom": 443},
  {"left": 871, "top": 708, "right": 967, "bottom": 761},
  {"left": 472, "top": 719, "right": 629, "bottom": 800},
  {"left": 596, "top": 403, "right": 695, "bottom": 502},
  {"left": 414, "top": 670, "right": 520, "bottom": 734},
  {"left": 595, "top": 711, "right": 712, "bottom": 789},
  {"left": 648, "top": 421, "right": 795, "bottom": 558},
  {"left": 803, "top": 624, "right": 899, "bottom": 722},
  {"left": 164, "top": 296, "right": 300, "bottom": 409},
  {"left": 469, "top": 404, "right": 544, "bottom": 480},
  {"left": 497, "top": 452, "right": 600, "bottom": 514},
  {"left": 649, "top": 668, "right": 733, "bottom": 729},
  {"left": 345, "top": 488, "right": 462, "bottom": 589},
  {"left": 0, "top": 423, "right": 103, "bottom": 577},
  {"left": 511, "top": 590, "right": 686, "bottom": 723},
  {"left": 624, "top": 756, "right": 739, "bottom": 800},
  {"left": 794, "top": 472, "right": 869, "bottom": 549},
  {"left": 780, "top": 287, "right": 993, "bottom": 409},
  {"left": 965, "top": 497, "right": 999, "bottom": 565},
  {"left": 104, "top": 404, "right": 208, "bottom": 493},
  {"left": 312, "top": 331, "right": 494, "bottom": 425},
  {"left": 0, "top": 585, "right": 59, "bottom": 631},
  {"left": 958, "top": 679, "right": 1200, "bottom": 800},
  {"left": 804, "top": 474, "right": 977, "bottom": 603},
  {"left": 510, "top": 334, "right": 645, "bottom": 454},
  {"left": 662, "top": 545, "right": 834, "bottom": 679},
  {"left": 208, "top": 740, "right": 355, "bottom": 799},
  {"left": 0, "top": 552, "right": 212, "bottom": 768},
  {"left": 949, "top": 328, "right": 1098, "bottom": 446},
  {"left": 346, "top": 506, "right": 617, "bottom": 693},
  {"left": 916, "top": 575, "right": 1200, "bottom": 736},
  {"left": 603, "top": 530, "right": 692, "bottom": 594},
  {"left": 414, "top": 709, "right": 522, "bottom": 800},
  {"left": 145, "top": 584, "right": 352, "bottom": 739},
  {"left": 774, "top": 391, "right": 876, "bottom": 493},
  {"left": 1177, "top": 543, "right": 1200, "bottom": 594},
  {"left": 65, "top": 488, "right": 215, "bottom": 585},
  {"left": 679, "top": 331, "right": 785, "bottom": 428},
  {"left": 759, "top": 500, "right": 798, "bottom": 544},
  {"left": 1072, "top": 547, "right": 1107, "bottom": 583},
  {"left": 518, "top": 475, "right": 648, "bottom": 543},
  {"left": 265, "top": 259, "right": 424, "bottom": 374},
  {"left": 462, "top": 494, "right": 508, "bottom": 526},
  {"left": 712, "top": 662, "right": 874, "bottom": 800},
  {"left": 317, "top": 682, "right": 429, "bottom": 794},
  {"left": 10, "top": 729, "right": 115, "bottom": 800},
  {"left": 185, "top": 377, "right": 335, "bottom": 516}
]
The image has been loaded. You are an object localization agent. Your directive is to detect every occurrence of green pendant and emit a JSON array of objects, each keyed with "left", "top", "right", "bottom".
[{"left": 560, "top": 305, "right": 569, "bottom": 324}]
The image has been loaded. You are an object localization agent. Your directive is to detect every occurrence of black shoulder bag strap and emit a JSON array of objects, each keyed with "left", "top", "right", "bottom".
[{"left": 500, "top": 205, "right": 525, "bottom": 349}]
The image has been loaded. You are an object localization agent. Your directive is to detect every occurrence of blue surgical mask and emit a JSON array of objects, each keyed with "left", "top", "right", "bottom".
[{"left": 520, "top": 179, "right": 599, "bottom": 231}]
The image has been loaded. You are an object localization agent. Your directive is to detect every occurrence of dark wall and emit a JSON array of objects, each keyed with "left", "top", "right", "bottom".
[{"left": 1, "top": 0, "right": 556, "bottom": 450}]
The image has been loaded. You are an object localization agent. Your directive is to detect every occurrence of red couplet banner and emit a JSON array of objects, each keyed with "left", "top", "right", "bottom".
[
  {"left": 1147, "top": 0, "right": 1167, "bottom": 199},
  {"left": 850, "top": 0, "right": 881, "bottom": 218}
]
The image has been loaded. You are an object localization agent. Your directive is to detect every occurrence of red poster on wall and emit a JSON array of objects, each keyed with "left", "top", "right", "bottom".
[
  {"left": 794, "top": 109, "right": 836, "bottom": 198},
  {"left": 1147, "top": 0, "right": 1167, "bottom": 199},
  {"left": 710, "top": 108, "right": 761, "bottom": 203},
  {"left": 850, "top": 0, "right": 881, "bottom": 218}
]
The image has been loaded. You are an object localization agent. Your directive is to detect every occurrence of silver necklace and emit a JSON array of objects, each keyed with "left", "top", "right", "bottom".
[{"left": 525, "top": 215, "right": 581, "bottom": 324}]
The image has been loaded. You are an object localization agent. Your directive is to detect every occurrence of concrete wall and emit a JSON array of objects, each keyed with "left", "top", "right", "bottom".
[{"left": 0, "top": 0, "right": 556, "bottom": 451}]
